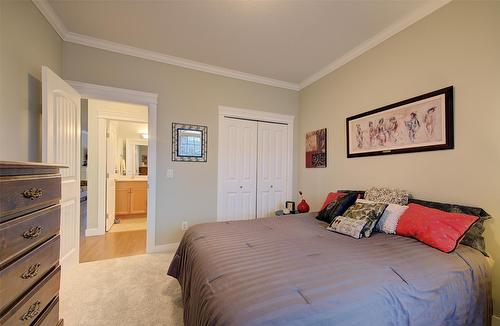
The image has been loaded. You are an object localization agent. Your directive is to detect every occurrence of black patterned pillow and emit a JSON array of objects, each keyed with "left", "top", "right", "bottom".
[
  {"left": 316, "top": 192, "right": 358, "bottom": 224},
  {"left": 364, "top": 187, "right": 409, "bottom": 205},
  {"left": 316, "top": 199, "right": 339, "bottom": 223},
  {"left": 327, "top": 202, "right": 388, "bottom": 238}
]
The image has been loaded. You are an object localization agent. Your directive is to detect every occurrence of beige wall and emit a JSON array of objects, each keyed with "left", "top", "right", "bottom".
[
  {"left": 298, "top": 1, "right": 500, "bottom": 317},
  {"left": 62, "top": 43, "right": 299, "bottom": 244},
  {"left": 0, "top": 0, "right": 62, "bottom": 161}
]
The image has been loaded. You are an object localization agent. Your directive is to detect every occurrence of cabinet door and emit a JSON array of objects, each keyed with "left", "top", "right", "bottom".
[
  {"left": 115, "top": 188, "right": 130, "bottom": 216},
  {"left": 130, "top": 187, "right": 147, "bottom": 214},
  {"left": 257, "top": 122, "right": 288, "bottom": 218},
  {"left": 218, "top": 118, "right": 258, "bottom": 221}
]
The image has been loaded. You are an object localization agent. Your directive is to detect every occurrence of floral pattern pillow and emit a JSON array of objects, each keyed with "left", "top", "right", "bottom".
[
  {"left": 327, "top": 201, "right": 388, "bottom": 238},
  {"left": 364, "top": 187, "right": 409, "bottom": 205},
  {"left": 327, "top": 216, "right": 367, "bottom": 239}
]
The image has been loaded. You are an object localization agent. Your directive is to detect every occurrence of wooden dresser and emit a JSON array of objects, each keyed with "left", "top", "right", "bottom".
[{"left": 0, "top": 162, "right": 65, "bottom": 326}]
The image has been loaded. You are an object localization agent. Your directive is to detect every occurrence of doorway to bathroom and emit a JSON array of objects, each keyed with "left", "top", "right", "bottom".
[{"left": 80, "top": 98, "right": 149, "bottom": 262}]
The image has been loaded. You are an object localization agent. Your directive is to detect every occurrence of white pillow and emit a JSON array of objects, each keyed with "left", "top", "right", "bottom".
[{"left": 356, "top": 199, "right": 408, "bottom": 234}]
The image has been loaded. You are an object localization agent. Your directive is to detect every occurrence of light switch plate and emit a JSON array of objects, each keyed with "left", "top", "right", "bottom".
[{"left": 166, "top": 169, "right": 174, "bottom": 178}]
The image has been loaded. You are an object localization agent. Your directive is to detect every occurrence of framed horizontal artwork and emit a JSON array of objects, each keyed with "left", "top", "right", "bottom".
[
  {"left": 346, "top": 86, "right": 453, "bottom": 158},
  {"left": 306, "top": 128, "right": 327, "bottom": 168},
  {"left": 172, "top": 123, "right": 208, "bottom": 162}
]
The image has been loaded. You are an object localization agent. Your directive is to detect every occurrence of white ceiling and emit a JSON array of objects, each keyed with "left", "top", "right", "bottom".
[{"left": 41, "top": 0, "right": 449, "bottom": 89}]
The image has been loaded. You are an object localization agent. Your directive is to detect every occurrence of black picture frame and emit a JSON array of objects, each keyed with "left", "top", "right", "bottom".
[
  {"left": 346, "top": 86, "right": 454, "bottom": 158},
  {"left": 285, "top": 201, "right": 295, "bottom": 212},
  {"left": 172, "top": 123, "right": 208, "bottom": 162}
]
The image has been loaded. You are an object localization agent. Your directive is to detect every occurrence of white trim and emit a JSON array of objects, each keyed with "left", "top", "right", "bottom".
[
  {"left": 493, "top": 315, "right": 500, "bottom": 326},
  {"left": 70, "top": 80, "right": 159, "bottom": 253},
  {"left": 217, "top": 106, "right": 294, "bottom": 221},
  {"left": 85, "top": 228, "right": 101, "bottom": 237},
  {"left": 35, "top": 0, "right": 449, "bottom": 91},
  {"left": 218, "top": 106, "right": 295, "bottom": 125},
  {"left": 96, "top": 117, "right": 107, "bottom": 235},
  {"left": 148, "top": 242, "right": 180, "bottom": 253},
  {"left": 33, "top": 0, "right": 66, "bottom": 39},
  {"left": 68, "top": 80, "right": 158, "bottom": 105},
  {"left": 33, "top": 0, "right": 299, "bottom": 91},
  {"left": 299, "top": 0, "right": 452, "bottom": 89}
]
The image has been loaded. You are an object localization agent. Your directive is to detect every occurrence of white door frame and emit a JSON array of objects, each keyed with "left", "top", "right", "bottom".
[
  {"left": 67, "top": 80, "right": 158, "bottom": 253},
  {"left": 217, "top": 105, "right": 294, "bottom": 221}
]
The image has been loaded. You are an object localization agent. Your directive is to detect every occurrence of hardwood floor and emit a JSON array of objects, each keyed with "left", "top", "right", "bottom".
[{"left": 80, "top": 198, "right": 146, "bottom": 263}]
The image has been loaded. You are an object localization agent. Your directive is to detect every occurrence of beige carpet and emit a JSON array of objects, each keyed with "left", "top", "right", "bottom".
[
  {"left": 60, "top": 253, "right": 183, "bottom": 325},
  {"left": 109, "top": 217, "right": 147, "bottom": 233}
]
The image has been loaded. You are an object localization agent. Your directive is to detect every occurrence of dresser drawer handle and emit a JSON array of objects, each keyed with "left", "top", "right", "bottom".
[
  {"left": 19, "top": 301, "right": 41, "bottom": 321},
  {"left": 20, "top": 263, "right": 41, "bottom": 279},
  {"left": 22, "top": 188, "right": 43, "bottom": 200},
  {"left": 23, "top": 225, "right": 43, "bottom": 239}
]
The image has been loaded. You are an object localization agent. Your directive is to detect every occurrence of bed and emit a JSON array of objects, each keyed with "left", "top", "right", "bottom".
[{"left": 168, "top": 212, "right": 492, "bottom": 326}]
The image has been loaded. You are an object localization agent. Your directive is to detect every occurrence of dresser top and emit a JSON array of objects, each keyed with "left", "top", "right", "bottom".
[
  {"left": 0, "top": 161, "right": 68, "bottom": 169},
  {"left": 0, "top": 161, "right": 67, "bottom": 177}
]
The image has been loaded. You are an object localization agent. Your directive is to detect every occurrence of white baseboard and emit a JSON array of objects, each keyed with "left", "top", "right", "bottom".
[
  {"left": 85, "top": 228, "right": 103, "bottom": 237},
  {"left": 148, "top": 242, "right": 180, "bottom": 253},
  {"left": 492, "top": 315, "right": 500, "bottom": 326}
]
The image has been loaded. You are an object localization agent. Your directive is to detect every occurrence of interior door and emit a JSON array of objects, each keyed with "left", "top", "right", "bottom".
[
  {"left": 105, "top": 121, "right": 118, "bottom": 231},
  {"left": 257, "top": 122, "right": 288, "bottom": 218},
  {"left": 42, "top": 66, "right": 81, "bottom": 269},
  {"left": 218, "top": 117, "right": 257, "bottom": 221}
]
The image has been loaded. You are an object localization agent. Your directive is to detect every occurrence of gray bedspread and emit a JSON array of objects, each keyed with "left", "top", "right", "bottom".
[{"left": 168, "top": 213, "right": 492, "bottom": 326}]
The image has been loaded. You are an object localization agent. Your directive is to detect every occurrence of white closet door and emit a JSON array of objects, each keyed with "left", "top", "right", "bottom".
[
  {"left": 218, "top": 118, "right": 258, "bottom": 221},
  {"left": 257, "top": 122, "right": 288, "bottom": 218}
]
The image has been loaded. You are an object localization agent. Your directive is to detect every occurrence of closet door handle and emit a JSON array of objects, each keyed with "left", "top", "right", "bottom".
[
  {"left": 239, "top": 186, "right": 243, "bottom": 189},
  {"left": 270, "top": 185, "right": 273, "bottom": 188}
]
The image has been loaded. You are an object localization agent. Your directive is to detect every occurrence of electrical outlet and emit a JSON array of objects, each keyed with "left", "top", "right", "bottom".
[{"left": 182, "top": 221, "right": 188, "bottom": 231}]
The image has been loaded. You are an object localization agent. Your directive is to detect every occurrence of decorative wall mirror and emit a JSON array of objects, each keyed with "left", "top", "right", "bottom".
[{"left": 172, "top": 123, "right": 207, "bottom": 162}]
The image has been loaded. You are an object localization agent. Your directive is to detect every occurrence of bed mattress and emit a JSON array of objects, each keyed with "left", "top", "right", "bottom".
[{"left": 168, "top": 213, "right": 492, "bottom": 326}]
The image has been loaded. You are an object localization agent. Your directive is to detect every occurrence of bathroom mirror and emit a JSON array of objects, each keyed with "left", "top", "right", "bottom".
[
  {"left": 126, "top": 139, "right": 148, "bottom": 176},
  {"left": 172, "top": 123, "right": 207, "bottom": 162}
]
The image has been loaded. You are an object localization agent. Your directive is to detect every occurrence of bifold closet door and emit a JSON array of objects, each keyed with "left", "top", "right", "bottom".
[
  {"left": 257, "top": 122, "right": 288, "bottom": 218},
  {"left": 219, "top": 118, "right": 258, "bottom": 221}
]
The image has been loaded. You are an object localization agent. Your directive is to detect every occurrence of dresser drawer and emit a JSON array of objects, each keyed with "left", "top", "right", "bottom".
[
  {"left": 0, "top": 175, "right": 61, "bottom": 222},
  {"left": 0, "top": 205, "right": 60, "bottom": 267},
  {"left": 0, "top": 266, "right": 60, "bottom": 326},
  {"left": 0, "top": 235, "right": 60, "bottom": 313},
  {"left": 32, "top": 296, "right": 59, "bottom": 326}
]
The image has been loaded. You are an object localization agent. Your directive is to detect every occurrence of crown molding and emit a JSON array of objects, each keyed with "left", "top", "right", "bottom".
[
  {"left": 299, "top": 0, "right": 453, "bottom": 89},
  {"left": 32, "top": 0, "right": 300, "bottom": 91},
  {"left": 33, "top": 0, "right": 67, "bottom": 39},
  {"left": 34, "top": 0, "right": 450, "bottom": 92}
]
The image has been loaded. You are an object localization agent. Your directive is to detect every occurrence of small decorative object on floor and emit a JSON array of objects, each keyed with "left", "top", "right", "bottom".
[{"left": 297, "top": 191, "right": 310, "bottom": 213}]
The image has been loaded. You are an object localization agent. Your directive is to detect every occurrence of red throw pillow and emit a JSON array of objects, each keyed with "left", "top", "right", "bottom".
[
  {"left": 320, "top": 192, "right": 346, "bottom": 211},
  {"left": 396, "top": 203, "right": 479, "bottom": 253}
]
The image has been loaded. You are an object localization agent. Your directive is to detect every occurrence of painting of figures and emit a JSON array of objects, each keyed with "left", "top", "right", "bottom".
[
  {"left": 347, "top": 87, "right": 453, "bottom": 158},
  {"left": 306, "top": 128, "right": 327, "bottom": 168}
]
